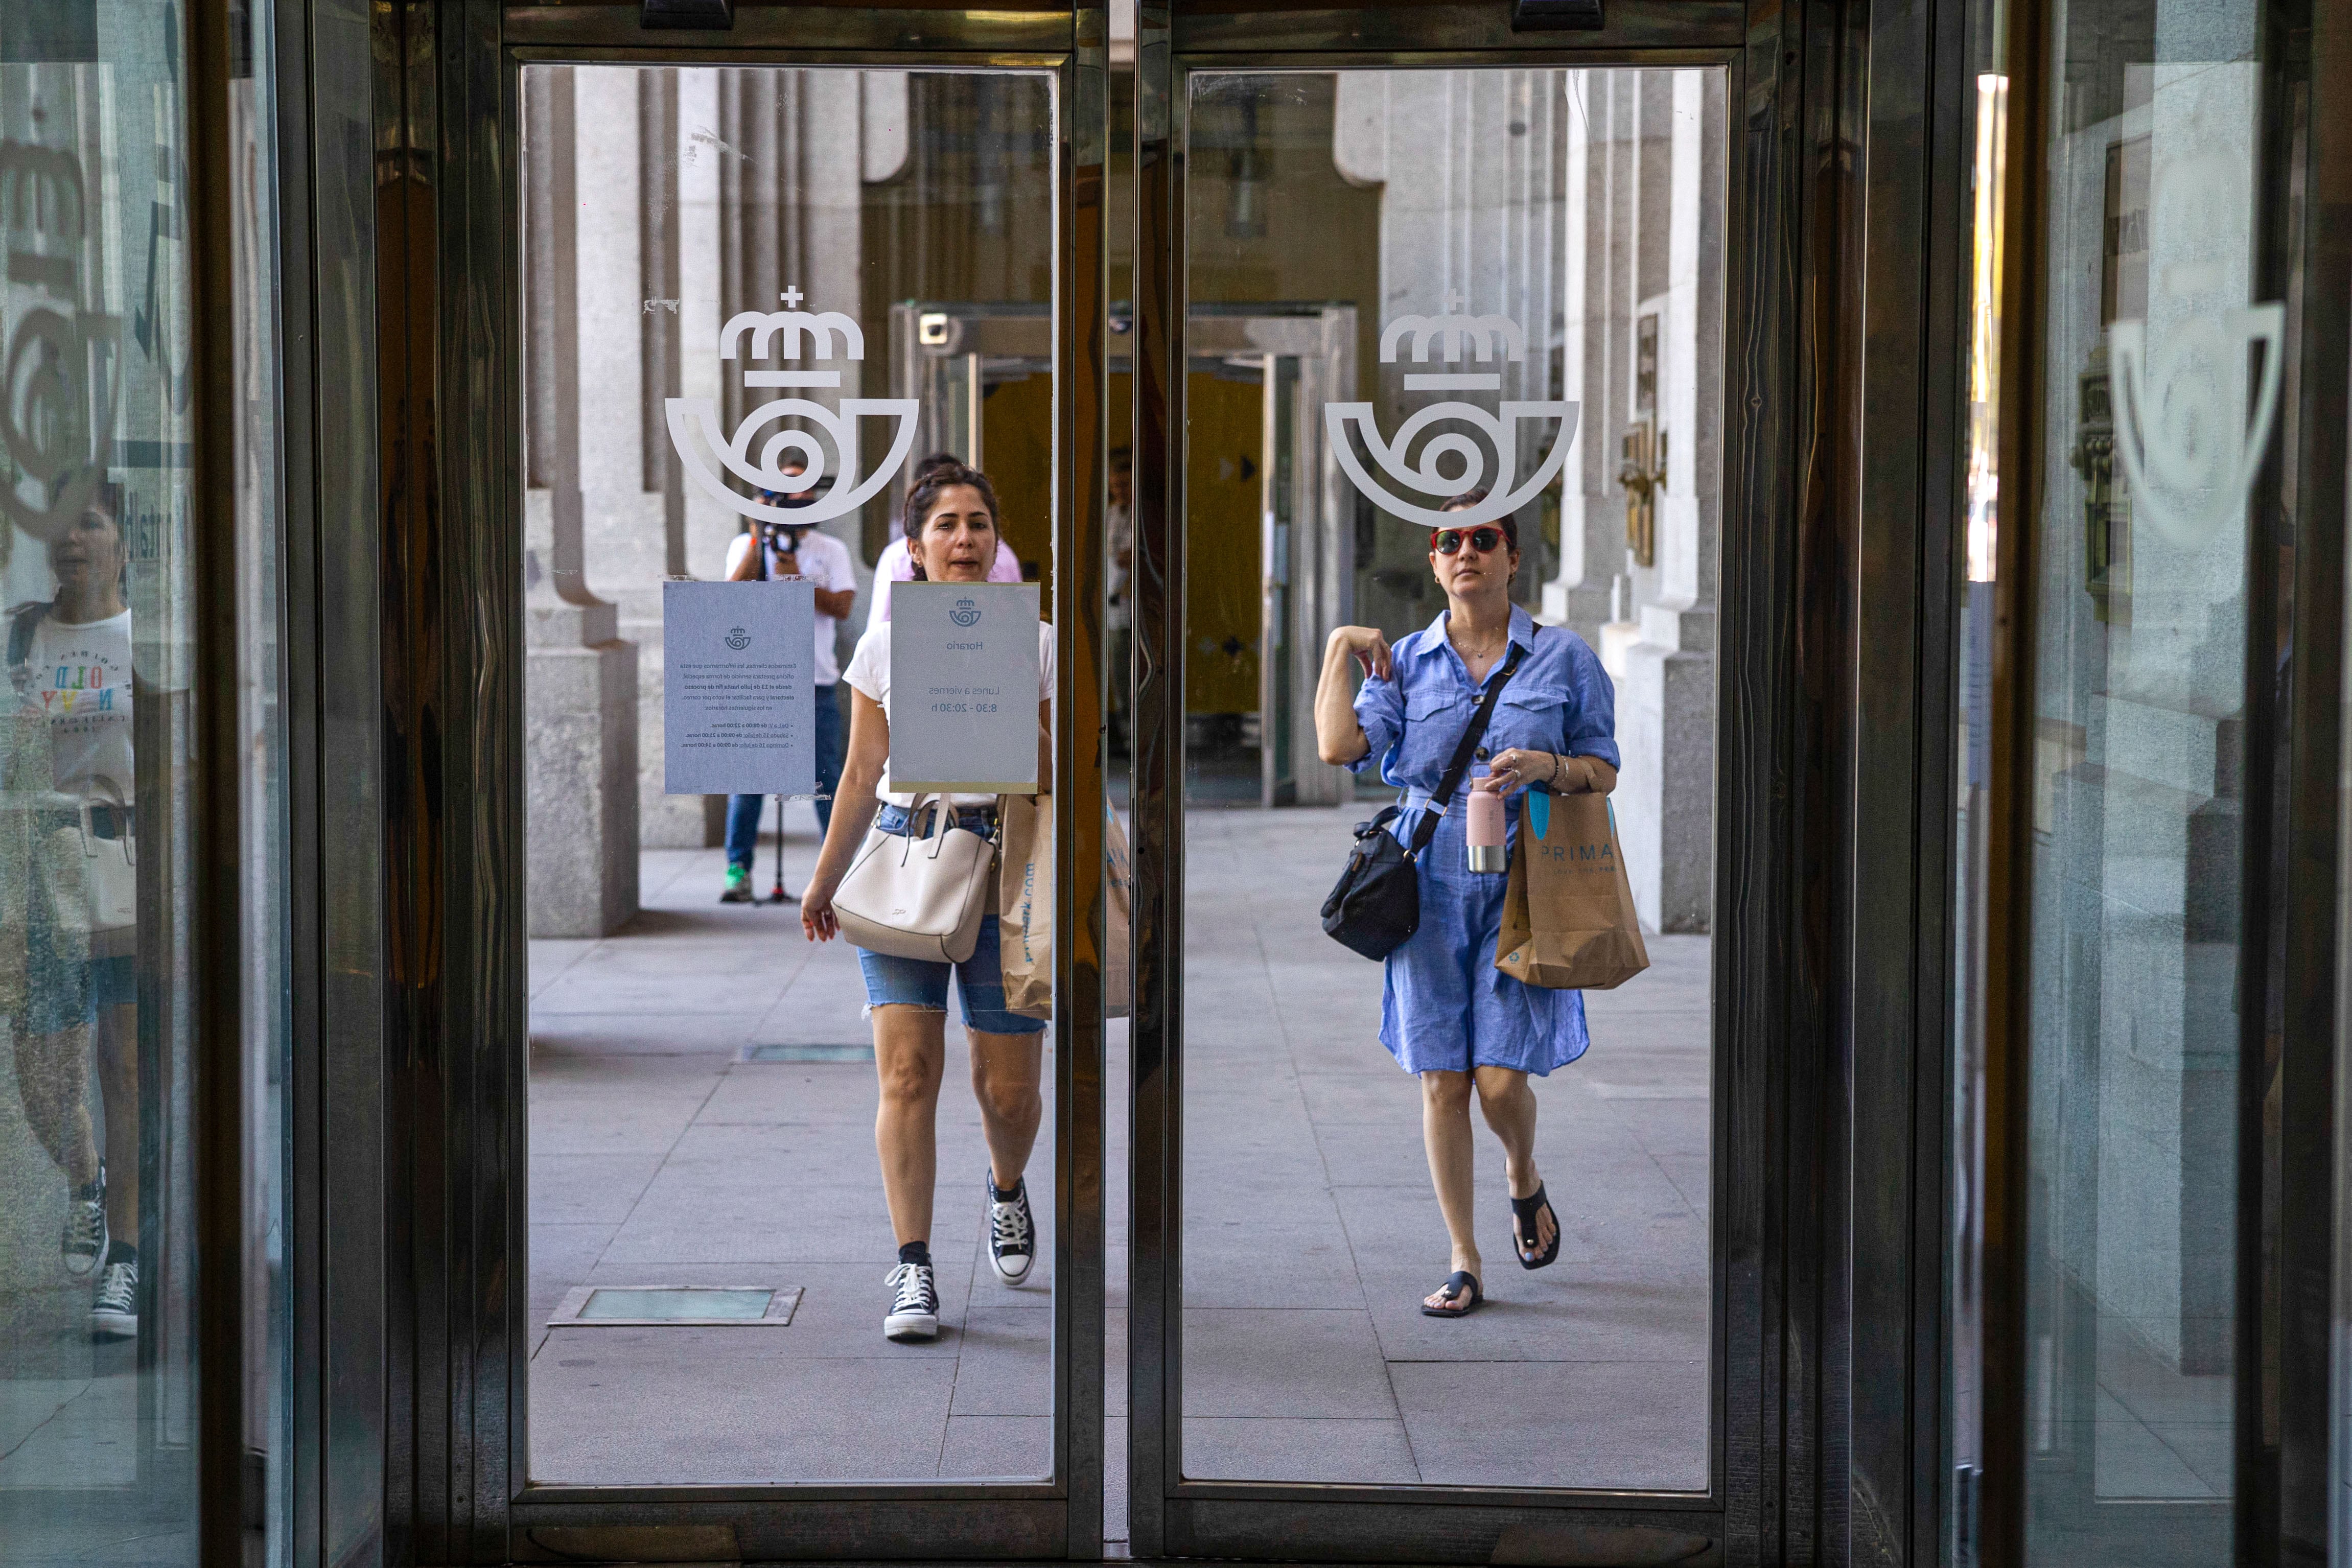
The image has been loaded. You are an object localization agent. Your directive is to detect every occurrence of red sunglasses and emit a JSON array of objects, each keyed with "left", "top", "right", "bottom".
[{"left": 1430, "top": 525, "right": 1506, "bottom": 556}]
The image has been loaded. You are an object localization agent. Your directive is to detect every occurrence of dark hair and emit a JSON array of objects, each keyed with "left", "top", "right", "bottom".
[
  {"left": 911, "top": 451, "right": 965, "bottom": 483},
  {"left": 903, "top": 463, "right": 1002, "bottom": 581},
  {"left": 1438, "top": 488, "right": 1517, "bottom": 552}
]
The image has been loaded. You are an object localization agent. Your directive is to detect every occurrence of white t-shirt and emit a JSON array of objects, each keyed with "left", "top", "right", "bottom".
[
  {"left": 843, "top": 619, "right": 1054, "bottom": 808},
  {"left": 12, "top": 606, "right": 134, "bottom": 801},
  {"left": 863, "top": 534, "right": 1025, "bottom": 634},
  {"left": 723, "top": 526, "right": 856, "bottom": 686}
]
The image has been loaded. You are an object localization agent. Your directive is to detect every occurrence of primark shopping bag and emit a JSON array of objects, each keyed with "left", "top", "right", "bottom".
[
  {"left": 999, "top": 795, "right": 1134, "bottom": 1020},
  {"left": 1495, "top": 789, "right": 1650, "bottom": 991},
  {"left": 999, "top": 794, "right": 1055, "bottom": 1018}
]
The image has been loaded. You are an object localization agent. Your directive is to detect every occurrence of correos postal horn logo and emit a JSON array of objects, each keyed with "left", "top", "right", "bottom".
[
  {"left": 665, "top": 285, "right": 918, "bottom": 525},
  {"left": 2, "top": 141, "right": 122, "bottom": 544},
  {"left": 1326, "top": 294, "right": 1578, "bottom": 529},
  {"left": 949, "top": 597, "right": 982, "bottom": 628}
]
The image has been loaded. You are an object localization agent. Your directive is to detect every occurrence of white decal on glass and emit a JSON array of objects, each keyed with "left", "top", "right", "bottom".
[
  {"left": 1, "top": 138, "right": 121, "bottom": 544},
  {"left": 664, "top": 285, "right": 919, "bottom": 526},
  {"left": 2109, "top": 302, "right": 2284, "bottom": 550},
  {"left": 1326, "top": 294, "right": 1578, "bottom": 529}
]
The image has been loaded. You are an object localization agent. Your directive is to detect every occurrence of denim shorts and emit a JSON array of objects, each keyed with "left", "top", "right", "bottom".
[{"left": 855, "top": 804, "right": 1047, "bottom": 1037}]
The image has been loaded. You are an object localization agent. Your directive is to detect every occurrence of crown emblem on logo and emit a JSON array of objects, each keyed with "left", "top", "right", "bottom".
[
  {"left": 949, "top": 597, "right": 982, "bottom": 628},
  {"left": 665, "top": 285, "right": 919, "bottom": 528},
  {"left": 1326, "top": 293, "right": 1578, "bottom": 529},
  {"left": 725, "top": 626, "right": 752, "bottom": 650}
]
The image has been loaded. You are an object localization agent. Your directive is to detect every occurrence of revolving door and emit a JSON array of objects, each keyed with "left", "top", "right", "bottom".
[{"left": 334, "top": 0, "right": 1960, "bottom": 1561}]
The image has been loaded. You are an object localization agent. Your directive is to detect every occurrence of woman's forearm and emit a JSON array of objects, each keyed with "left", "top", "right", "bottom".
[
  {"left": 1314, "top": 640, "right": 1370, "bottom": 766},
  {"left": 1548, "top": 754, "right": 1616, "bottom": 794},
  {"left": 811, "top": 763, "right": 883, "bottom": 886}
]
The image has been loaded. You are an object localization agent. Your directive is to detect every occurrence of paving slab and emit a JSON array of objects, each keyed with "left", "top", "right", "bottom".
[
  {"left": 1181, "top": 1417, "right": 1420, "bottom": 1484},
  {"left": 1181, "top": 1308, "right": 1399, "bottom": 1419},
  {"left": 1387, "top": 1359, "right": 1708, "bottom": 1490}
]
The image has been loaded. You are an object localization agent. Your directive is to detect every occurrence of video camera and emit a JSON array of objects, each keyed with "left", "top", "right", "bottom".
[{"left": 757, "top": 518, "right": 813, "bottom": 552}]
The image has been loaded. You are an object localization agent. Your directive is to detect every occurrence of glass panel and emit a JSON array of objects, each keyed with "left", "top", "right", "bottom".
[
  {"left": 230, "top": 1, "right": 295, "bottom": 1561},
  {"left": 0, "top": 2, "right": 213, "bottom": 1558},
  {"left": 1177, "top": 67, "right": 1722, "bottom": 1489},
  {"left": 518, "top": 63, "right": 1062, "bottom": 1487},
  {"left": 2019, "top": 1, "right": 2277, "bottom": 1555},
  {"left": 1949, "top": 39, "right": 2008, "bottom": 1566}
]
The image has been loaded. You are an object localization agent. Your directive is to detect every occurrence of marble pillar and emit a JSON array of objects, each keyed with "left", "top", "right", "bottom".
[{"left": 525, "top": 67, "right": 642, "bottom": 937}]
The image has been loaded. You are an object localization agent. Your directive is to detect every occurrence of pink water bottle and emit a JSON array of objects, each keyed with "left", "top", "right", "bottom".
[{"left": 1466, "top": 783, "right": 1508, "bottom": 872}]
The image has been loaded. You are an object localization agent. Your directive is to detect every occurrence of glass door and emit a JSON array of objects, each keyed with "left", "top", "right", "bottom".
[
  {"left": 367, "top": 2, "right": 1111, "bottom": 1558},
  {"left": 1129, "top": 1, "right": 1800, "bottom": 1560}
]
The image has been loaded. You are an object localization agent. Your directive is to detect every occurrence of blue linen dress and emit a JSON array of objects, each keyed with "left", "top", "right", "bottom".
[{"left": 1347, "top": 604, "right": 1620, "bottom": 1076}]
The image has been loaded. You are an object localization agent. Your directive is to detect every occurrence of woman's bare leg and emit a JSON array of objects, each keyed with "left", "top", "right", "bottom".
[
  {"left": 1472, "top": 1065, "right": 1555, "bottom": 1259},
  {"left": 96, "top": 1002, "right": 137, "bottom": 1238},
  {"left": 968, "top": 1031, "right": 1044, "bottom": 1190},
  {"left": 1420, "top": 1069, "right": 1480, "bottom": 1308},
  {"left": 873, "top": 1005, "right": 948, "bottom": 1246}
]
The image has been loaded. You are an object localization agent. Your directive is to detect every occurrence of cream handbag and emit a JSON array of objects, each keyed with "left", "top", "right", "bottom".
[
  {"left": 79, "top": 777, "right": 137, "bottom": 959},
  {"left": 832, "top": 794, "right": 997, "bottom": 963}
]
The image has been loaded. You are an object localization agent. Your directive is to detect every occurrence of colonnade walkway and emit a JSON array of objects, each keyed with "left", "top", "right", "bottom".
[{"left": 526, "top": 805, "right": 1711, "bottom": 1532}]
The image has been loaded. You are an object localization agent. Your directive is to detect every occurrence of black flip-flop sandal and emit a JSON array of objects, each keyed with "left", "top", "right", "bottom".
[
  {"left": 1510, "top": 1183, "right": 1562, "bottom": 1270},
  {"left": 1420, "top": 1270, "right": 1483, "bottom": 1318}
]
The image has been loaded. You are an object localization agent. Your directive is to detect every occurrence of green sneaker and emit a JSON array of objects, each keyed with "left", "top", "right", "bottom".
[{"left": 720, "top": 864, "right": 754, "bottom": 903}]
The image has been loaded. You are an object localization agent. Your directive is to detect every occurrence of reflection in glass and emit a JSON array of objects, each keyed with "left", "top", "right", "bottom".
[
  {"left": 2020, "top": 3, "right": 2273, "bottom": 1558},
  {"left": 231, "top": 1, "right": 296, "bottom": 1558},
  {"left": 519, "top": 64, "right": 1062, "bottom": 1486},
  {"left": 1177, "top": 67, "right": 1721, "bottom": 1489},
  {"left": 0, "top": 5, "right": 235, "bottom": 1556},
  {"left": 1949, "top": 52, "right": 2007, "bottom": 1566}
]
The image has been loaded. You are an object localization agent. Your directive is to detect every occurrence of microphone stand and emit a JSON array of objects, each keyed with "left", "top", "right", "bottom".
[{"left": 765, "top": 793, "right": 796, "bottom": 904}]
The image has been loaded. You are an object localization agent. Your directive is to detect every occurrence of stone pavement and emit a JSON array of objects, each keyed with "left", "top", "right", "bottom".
[{"left": 527, "top": 804, "right": 1710, "bottom": 1525}]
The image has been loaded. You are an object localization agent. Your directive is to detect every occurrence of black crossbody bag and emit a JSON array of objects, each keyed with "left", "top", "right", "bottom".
[{"left": 1321, "top": 645, "right": 1524, "bottom": 961}]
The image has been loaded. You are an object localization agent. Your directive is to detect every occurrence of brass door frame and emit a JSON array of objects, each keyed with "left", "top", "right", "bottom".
[{"left": 361, "top": 3, "right": 1111, "bottom": 1558}]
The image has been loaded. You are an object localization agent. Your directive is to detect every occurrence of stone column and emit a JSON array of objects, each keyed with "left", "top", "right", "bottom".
[
  {"left": 525, "top": 66, "right": 642, "bottom": 936},
  {"left": 1609, "top": 68, "right": 1719, "bottom": 935}
]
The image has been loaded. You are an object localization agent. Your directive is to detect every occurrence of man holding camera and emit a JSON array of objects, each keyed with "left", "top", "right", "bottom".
[{"left": 719, "top": 469, "right": 856, "bottom": 903}]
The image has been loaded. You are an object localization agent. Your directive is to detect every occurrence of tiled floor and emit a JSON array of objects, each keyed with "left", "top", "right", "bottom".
[
  {"left": 525, "top": 804, "right": 1712, "bottom": 1522},
  {"left": 1173, "top": 810, "right": 1709, "bottom": 1493}
]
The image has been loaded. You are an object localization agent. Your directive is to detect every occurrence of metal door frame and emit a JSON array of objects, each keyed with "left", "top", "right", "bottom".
[
  {"left": 1127, "top": 1, "right": 1969, "bottom": 1562},
  {"left": 361, "top": 3, "right": 1111, "bottom": 1559}
]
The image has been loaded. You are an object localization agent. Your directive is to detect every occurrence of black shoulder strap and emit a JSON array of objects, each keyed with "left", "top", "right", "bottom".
[{"left": 1405, "top": 643, "right": 1525, "bottom": 861}]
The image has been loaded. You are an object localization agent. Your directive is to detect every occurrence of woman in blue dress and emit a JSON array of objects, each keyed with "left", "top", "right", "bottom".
[{"left": 1312, "top": 496, "right": 1619, "bottom": 1318}]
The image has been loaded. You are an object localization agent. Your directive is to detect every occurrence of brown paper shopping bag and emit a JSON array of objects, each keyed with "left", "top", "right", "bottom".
[
  {"left": 999, "top": 794, "right": 1054, "bottom": 1018},
  {"left": 1495, "top": 789, "right": 1650, "bottom": 990},
  {"left": 998, "top": 795, "right": 1135, "bottom": 1020}
]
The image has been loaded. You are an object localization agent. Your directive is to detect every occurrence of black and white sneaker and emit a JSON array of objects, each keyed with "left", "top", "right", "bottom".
[
  {"left": 90, "top": 1250, "right": 136, "bottom": 1341},
  {"left": 987, "top": 1173, "right": 1035, "bottom": 1285},
  {"left": 62, "top": 1165, "right": 106, "bottom": 1278},
  {"left": 883, "top": 1261, "right": 939, "bottom": 1342}
]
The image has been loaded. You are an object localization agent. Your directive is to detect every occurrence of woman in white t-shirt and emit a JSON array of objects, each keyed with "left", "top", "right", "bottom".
[
  {"left": 802, "top": 462, "right": 1053, "bottom": 1344},
  {"left": 4, "top": 495, "right": 142, "bottom": 1339}
]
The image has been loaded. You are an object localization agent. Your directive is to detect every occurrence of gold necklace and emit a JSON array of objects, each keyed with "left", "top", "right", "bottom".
[{"left": 1449, "top": 625, "right": 1507, "bottom": 662}]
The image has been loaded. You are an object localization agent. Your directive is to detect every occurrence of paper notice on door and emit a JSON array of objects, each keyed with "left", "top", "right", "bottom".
[
  {"left": 890, "top": 582, "right": 1041, "bottom": 793},
  {"left": 662, "top": 579, "right": 817, "bottom": 796}
]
